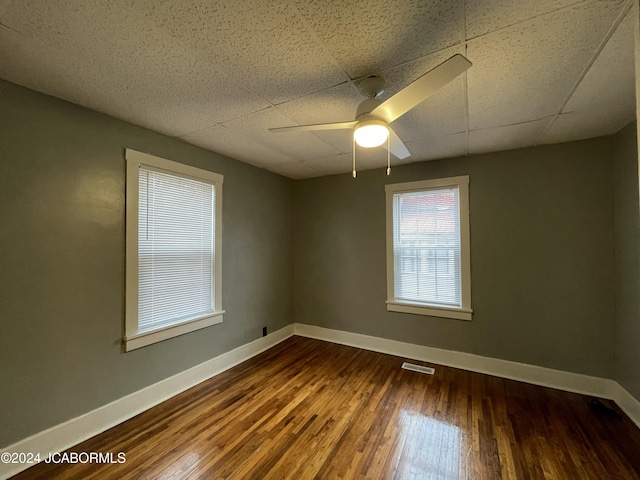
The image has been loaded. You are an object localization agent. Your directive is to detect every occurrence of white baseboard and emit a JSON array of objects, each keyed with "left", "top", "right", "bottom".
[
  {"left": 293, "top": 323, "right": 640, "bottom": 428},
  {"left": 0, "top": 325, "right": 294, "bottom": 480},
  {"left": 611, "top": 382, "right": 640, "bottom": 429},
  {"left": 3, "top": 322, "right": 639, "bottom": 480}
]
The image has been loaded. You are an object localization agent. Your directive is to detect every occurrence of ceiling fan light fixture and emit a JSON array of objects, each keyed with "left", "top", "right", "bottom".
[{"left": 354, "top": 120, "right": 389, "bottom": 148}]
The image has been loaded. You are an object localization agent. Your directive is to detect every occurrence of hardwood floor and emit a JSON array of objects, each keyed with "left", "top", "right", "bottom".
[{"left": 12, "top": 336, "right": 640, "bottom": 479}]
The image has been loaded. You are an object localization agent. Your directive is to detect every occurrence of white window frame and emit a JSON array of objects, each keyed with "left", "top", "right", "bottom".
[
  {"left": 385, "top": 176, "right": 472, "bottom": 321},
  {"left": 124, "top": 149, "right": 224, "bottom": 351}
]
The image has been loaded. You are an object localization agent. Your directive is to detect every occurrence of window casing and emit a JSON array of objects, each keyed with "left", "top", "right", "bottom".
[
  {"left": 125, "top": 149, "right": 224, "bottom": 351},
  {"left": 385, "top": 176, "right": 472, "bottom": 320}
]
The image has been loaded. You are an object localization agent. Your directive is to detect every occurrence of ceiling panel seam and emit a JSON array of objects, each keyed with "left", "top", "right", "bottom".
[
  {"left": 369, "top": 43, "right": 464, "bottom": 80},
  {"left": 536, "top": 0, "right": 634, "bottom": 145},
  {"left": 0, "top": 20, "right": 20, "bottom": 34},
  {"left": 470, "top": 116, "right": 557, "bottom": 132},
  {"left": 177, "top": 105, "right": 280, "bottom": 138},
  {"left": 287, "top": 0, "right": 358, "bottom": 95},
  {"left": 269, "top": 86, "right": 351, "bottom": 158},
  {"left": 464, "top": 0, "right": 587, "bottom": 41},
  {"left": 461, "top": 0, "right": 470, "bottom": 156},
  {"left": 271, "top": 80, "right": 353, "bottom": 108}
]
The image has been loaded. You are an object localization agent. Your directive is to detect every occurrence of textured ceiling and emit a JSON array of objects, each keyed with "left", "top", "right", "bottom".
[{"left": 0, "top": 0, "right": 635, "bottom": 179}]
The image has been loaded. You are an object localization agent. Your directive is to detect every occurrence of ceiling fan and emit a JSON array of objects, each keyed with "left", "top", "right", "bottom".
[{"left": 269, "top": 54, "right": 472, "bottom": 175}]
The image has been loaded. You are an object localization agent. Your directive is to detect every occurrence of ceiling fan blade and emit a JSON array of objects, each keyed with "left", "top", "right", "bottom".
[
  {"left": 269, "top": 120, "right": 357, "bottom": 133},
  {"left": 371, "top": 54, "right": 472, "bottom": 124},
  {"left": 384, "top": 128, "right": 411, "bottom": 159}
]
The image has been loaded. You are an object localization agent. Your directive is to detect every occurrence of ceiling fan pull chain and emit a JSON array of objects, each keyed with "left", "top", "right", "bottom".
[
  {"left": 386, "top": 136, "right": 391, "bottom": 175},
  {"left": 352, "top": 135, "right": 357, "bottom": 178}
]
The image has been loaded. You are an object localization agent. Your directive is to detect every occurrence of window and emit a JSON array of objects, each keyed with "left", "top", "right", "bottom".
[
  {"left": 385, "top": 176, "right": 472, "bottom": 320},
  {"left": 125, "top": 149, "right": 223, "bottom": 351}
]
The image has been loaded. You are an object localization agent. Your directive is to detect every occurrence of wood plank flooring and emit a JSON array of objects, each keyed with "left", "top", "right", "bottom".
[{"left": 11, "top": 336, "right": 640, "bottom": 479}]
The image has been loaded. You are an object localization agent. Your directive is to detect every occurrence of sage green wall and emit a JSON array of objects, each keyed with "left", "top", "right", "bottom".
[
  {"left": 613, "top": 121, "right": 640, "bottom": 402},
  {"left": 294, "top": 138, "right": 616, "bottom": 377},
  {"left": 0, "top": 79, "right": 294, "bottom": 447}
]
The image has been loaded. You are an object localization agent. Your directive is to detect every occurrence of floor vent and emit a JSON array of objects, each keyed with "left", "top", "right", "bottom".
[{"left": 401, "top": 362, "right": 435, "bottom": 375}]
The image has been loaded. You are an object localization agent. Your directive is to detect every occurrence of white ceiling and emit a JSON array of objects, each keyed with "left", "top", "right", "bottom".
[{"left": 0, "top": 0, "right": 635, "bottom": 179}]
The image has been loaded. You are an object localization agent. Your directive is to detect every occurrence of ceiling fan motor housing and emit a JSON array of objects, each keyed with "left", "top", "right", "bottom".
[
  {"left": 355, "top": 98, "right": 383, "bottom": 121},
  {"left": 357, "top": 75, "right": 385, "bottom": 98},
  {"left": 269, "top": 54, "right": 472, "bottom": 162}
]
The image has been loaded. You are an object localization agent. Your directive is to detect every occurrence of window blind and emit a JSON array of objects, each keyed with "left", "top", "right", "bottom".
[
  {"left": 138, "top": 166, "right": 215, "bottom": 332},
  {"left": 392, "top": 187, "right": 461, "bottom": 308}
]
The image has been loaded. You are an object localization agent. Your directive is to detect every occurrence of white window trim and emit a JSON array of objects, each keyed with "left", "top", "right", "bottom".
[
  {"left": 385, "top": 175, "right": 472, "bottom": 321},
  {"left": 124, "top": 149, "right": 224, "bottom": 351}
]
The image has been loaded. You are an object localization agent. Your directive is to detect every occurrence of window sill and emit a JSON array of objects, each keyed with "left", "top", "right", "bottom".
[
  {"left": 124, "top": 311, "right": 225, "bottom": 351},
  {"left": 386, "top": 301, "right": 472, "bottom": 321}
]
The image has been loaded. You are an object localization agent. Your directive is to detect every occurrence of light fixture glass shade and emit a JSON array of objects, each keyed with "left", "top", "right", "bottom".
[{"left": 354, "top": 121, "right": 389, "bottom": 148}]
